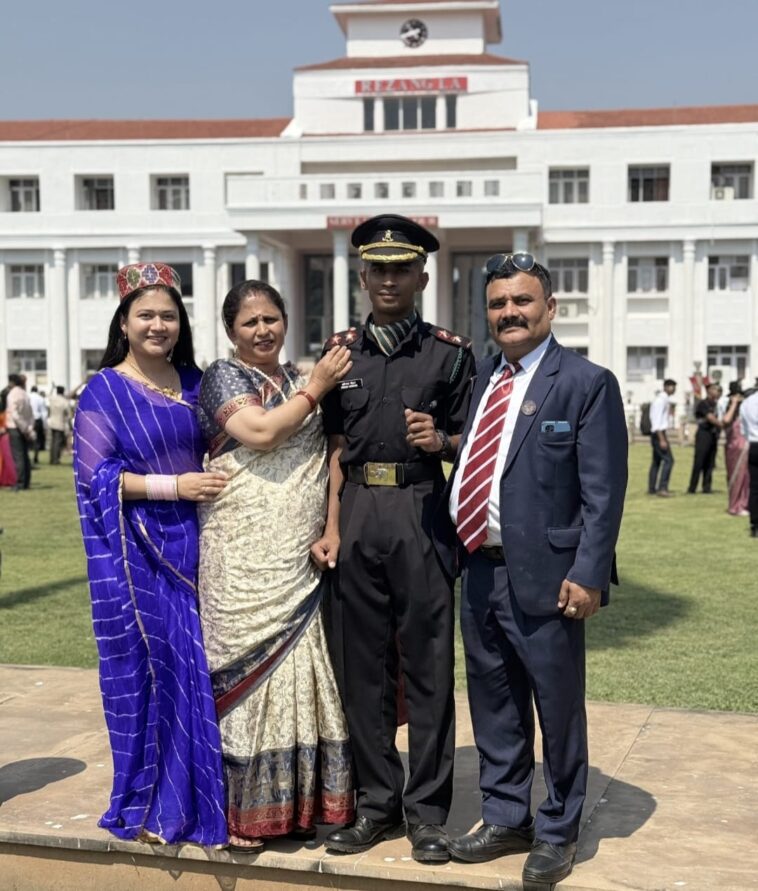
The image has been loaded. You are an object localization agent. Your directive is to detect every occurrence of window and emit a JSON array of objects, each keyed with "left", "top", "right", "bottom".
[
  {"left": 549, "top": 169, "right": 589, "bottom": 204},
  {"left": 484, "top": 180, "right": 500, "bottom": 197},
  {"left": 320, "top": 183, "right": 335, "bottom": 200},
  {"left": 627, "top": 346, "right": 668, "bottom": 381},
  {"left": 550, "top": 259, "right": 589, "bottom": 293},
  {"left": 445, "top": 95, "right": 457, "bottom": 129},
  {"left": 82, "top": 264, "right": 118, "bottom": 299},
  {"left": 230, "top": 262, "right": 246, "bottom": 286},
  {"left": 374, "top": 182, "right": 389, "bottom": 199},
  {"left": 79, "top": 176, "right": 115, "bottom": 210},
  {"left": 628, "top": 166, "right": 669, "bottom": 202},
  {"left": 711, "top": 163, "right": 753, "bottom": 200},
  {"left": 708, "top": 255, "right": 749, "bottom": 291},
  {"left": 456, "top": 180, "right": 472, "bottom": 198},
  {"left": 299, "top": 183, "right": 308, "bottom": 200},
  {"left": 384, "top": 96, "right": 436, "bottom": 131},
  {"left": 429, "top": 181, "right": 444, "bottom": 198},
  {"left": 172, "top": 262, "right": 194, "bottom": 318},
  {"left": 347, "top": 183, "right": 362, "bottom": 200},
  {"left": 154, "top": 175, "right": 190, "bottom": 210},
  {"left": 363, "top": 98, "right": 375, "bottom": 132},
  {"left": 9, "top": 177, "right": 40, "bottom": 212},
  {"left": 402, "top": 181, "right": 416, "bottom": 199},
  {"left": 9, "top": 349, "right": 47, "bottom": 374},
  {"left": 707, "top": 345, "right": 749, "bottom": 379},
  {"left": 628, "top": 257, "right": 668, "bottom": 292},
  {"left": 9, "top": 265, "right": 44, "bottom": 298},
  {"left": 82, "top": 349, "right": 103, "bottom": 378}
]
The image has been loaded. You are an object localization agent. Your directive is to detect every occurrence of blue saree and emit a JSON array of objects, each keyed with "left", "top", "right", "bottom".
[{"left": 73, "top": 367, "right": 227, "bottom": 845}]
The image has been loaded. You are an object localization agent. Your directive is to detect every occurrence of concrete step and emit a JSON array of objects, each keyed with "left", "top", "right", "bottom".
[{"left": 0, "top": 665, "right": 756, "bottom": 891}]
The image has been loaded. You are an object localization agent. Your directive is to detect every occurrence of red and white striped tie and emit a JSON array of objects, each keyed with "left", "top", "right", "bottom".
[{"left": 456, "top": 363, "right": 520, "bottom": 553}]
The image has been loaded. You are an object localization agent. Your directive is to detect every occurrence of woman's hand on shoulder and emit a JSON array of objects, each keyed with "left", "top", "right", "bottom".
[
  {"left": 310, "top": 530, "right": 340, "bottom": 571},
  {"left": 177, "top": 471, "right": 229, "bottom": 502},
  {"left": 308, "top": 346, "right": 353, "bottom": 399}
]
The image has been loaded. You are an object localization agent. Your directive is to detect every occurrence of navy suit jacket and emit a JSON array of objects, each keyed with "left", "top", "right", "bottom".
[{"left": 435, "top": 338, "right": 628, "bottom": 616}]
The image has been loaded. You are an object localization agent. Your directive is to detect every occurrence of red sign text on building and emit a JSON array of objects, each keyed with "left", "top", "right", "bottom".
[
  {"left": 327, "top": 215, "right": 439, "bottom": 230},
  {"left": 355, "top": 77, "right": 468, "bottom": 96}
]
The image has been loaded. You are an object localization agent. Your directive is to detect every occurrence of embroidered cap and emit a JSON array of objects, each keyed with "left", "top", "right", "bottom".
[
  {"left": 116, "top": 262, "right": 182, "bottom": 301},
  {"left": 352, "top": 214, "right": 439, "bottom": 264}
]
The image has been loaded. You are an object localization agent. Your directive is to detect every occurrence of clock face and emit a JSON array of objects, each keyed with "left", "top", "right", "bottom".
[{"left": 400, "top": 19, "right": 428, "bottom": 48}]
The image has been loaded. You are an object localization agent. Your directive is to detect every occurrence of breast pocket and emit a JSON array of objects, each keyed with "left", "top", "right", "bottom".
[
  {"left": 401, "top": 386, "right": 439, "bottom": 415},
  {"left": 536, "top": 431, "right": 577, "bottom": 487},
  {"left": 340, "top": 387, "right": 370, "bottom": 414}
]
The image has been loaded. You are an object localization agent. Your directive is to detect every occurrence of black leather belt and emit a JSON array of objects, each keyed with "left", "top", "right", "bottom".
[
  {"left": 478, "top": 545, "right": 505, "bottom": 562},
  {"left": 345, "top": 462, "right": 438, "bottom": 487}
]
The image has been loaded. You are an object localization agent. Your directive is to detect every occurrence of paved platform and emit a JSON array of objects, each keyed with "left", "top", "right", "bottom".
[{"left": 0, "top": 664, "right": 756, "bottom": 891}]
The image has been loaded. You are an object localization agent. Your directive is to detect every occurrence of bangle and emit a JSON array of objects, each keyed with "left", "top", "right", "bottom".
[
  {"left": 295, "top": 389, "right": 318, "bottom": 413},
  {"left": 145, "top": 474, "right": 179, "bottom": 501},
  {"left": 433, "top": 429, "right": 456, "bottom": 461}
]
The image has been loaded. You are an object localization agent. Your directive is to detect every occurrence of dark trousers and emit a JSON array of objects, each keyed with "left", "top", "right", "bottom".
[
  {"left": 688, "top": 429, "right": 718, "bottom": 493},
  {"left": 460, "top": 552, "right": 587, "bottom": 845},
  {"left": 326, "top": 480, "right": 455, "bottom": 825},
  {"left": 33, "top": 418, "right": 45, "bottom": 462},
  {"left": 49, "top": 429, "right": 66, "bottom": 464},
  {"left": 648, "top": 433, "right": 674, "bottom": 492},
  {"left": 749, "top": 443, "right": 758, "bottom": 528},
  {"left": 8, "top": 429, "right": 31, "bottom": 489}
]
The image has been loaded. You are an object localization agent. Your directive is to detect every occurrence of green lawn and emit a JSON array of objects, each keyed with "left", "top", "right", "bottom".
[{"left": 1, "top": 445, "right": 756, "bottom": 712}]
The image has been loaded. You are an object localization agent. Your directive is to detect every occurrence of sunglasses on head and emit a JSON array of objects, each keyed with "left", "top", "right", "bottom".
[{"left": 484, "top": 252, "right": 536, "bottom": 278}]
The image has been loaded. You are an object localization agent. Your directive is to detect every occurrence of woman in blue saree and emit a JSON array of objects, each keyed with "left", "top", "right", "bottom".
[{"left": 73, "top": 263, "right": 228, "bottom": 845}]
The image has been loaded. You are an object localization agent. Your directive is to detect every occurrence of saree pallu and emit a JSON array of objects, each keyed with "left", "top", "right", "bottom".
[
  {"left": 73, "top": 368, "right": 227, "bottom": 845},
  {"left": 198, "top": 361, "right": 353, "bottom": 838},
  {"left": 725, "top": 419, "right": 750, "bottom": 515},
  {"left": 0, "top": 412, "right": 17, "bottom": 487}
]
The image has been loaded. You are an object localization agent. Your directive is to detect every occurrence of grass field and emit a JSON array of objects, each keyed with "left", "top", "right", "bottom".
[{"left": 0, "top": 444, "right": 756, "bottom": 712}]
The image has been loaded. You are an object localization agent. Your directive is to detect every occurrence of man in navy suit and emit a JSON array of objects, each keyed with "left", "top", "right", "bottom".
[{"left": 436, "top": 253, "right": 627, "bottom": 889}]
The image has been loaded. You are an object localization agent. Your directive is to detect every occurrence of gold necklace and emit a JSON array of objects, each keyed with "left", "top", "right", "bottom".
[{"left": 124, "top": 356, "right": 181, "bottom": 399}]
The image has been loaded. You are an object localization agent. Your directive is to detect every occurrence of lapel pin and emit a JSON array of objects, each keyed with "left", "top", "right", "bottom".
[{"left": 521, "top": 400, "right": 537, "bottom": 416}]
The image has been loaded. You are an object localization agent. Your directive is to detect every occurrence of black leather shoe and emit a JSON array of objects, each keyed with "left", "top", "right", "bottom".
[
  {"left": 522, "top": 840, "right": 577, "bottom": 888},
  {"left": 448, "top": 822, "right": 534, "bottom": 863},
  {"left": 407, "top": 823, "right": 449, "bottom": 863},
  {"left": 325, "top": 815, "right": 405, "bottom": 854}
]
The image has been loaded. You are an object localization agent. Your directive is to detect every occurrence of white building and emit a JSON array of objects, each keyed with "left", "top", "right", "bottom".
[{"left": 1, "top": 0, "right": 757, "bottom": 405}]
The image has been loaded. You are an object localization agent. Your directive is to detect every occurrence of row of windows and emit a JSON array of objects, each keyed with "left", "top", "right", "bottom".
[
  {"left": 363, "top": 96, "right": 458, "bottom": 132},
  {"left": 549, "top": 162, "right": 754, "bottom": 204},
  {"left": 3, "top": 175, "right": 189, "bottom": 212},
  {"left": 310, "top": 178, "right": 501, "bottom": 201}
]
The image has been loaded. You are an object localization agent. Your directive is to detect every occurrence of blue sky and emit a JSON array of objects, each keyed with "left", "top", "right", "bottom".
[{"left": 2, "top": 0, "right": 756, "bottom": 120}]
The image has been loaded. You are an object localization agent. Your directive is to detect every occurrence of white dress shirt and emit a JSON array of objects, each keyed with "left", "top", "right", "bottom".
[
  {"left": 449, "top": 335, "right": 552, "bottom": 546},
  {"left": 649, "top": 392, "right": 672, "bottom": 433},
  {"left": 740, "top": 391, "right": 758, "bottom": 442}
]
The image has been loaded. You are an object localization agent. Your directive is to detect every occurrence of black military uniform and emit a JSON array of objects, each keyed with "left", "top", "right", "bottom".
[
  {"left": 321, "top": 216, "right": 475, "bottom": 858},
  {"left": 688, "top": 395, "right": 721, "bottom": 493}
]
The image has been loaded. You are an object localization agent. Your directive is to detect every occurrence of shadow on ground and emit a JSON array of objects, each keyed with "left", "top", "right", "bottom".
[
  {"left": 0, "top": 758, "right": 87, "bottom": 807},
  {"left": 0, "top": 576, "right": 89, "bottom": 609}
]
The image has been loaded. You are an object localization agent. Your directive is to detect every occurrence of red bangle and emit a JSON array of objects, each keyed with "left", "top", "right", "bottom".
[{"left": 295, "top": 389, "right": 317, "bottom": 412}]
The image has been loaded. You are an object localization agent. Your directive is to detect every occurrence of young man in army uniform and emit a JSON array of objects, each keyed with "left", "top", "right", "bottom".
[{"left": 312, "top": 215, "right": 474, "bottom": 863}]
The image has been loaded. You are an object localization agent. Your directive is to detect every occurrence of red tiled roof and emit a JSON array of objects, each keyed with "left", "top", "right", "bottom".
[
  {"left": 538, "top": 104, "right": 758, "bottom": 130},
  {"left": 297, "top": 53, "right": 523, "bottom": 71},
  {"left": 0, "top": 118, "right": 291, "bottom": 142}
]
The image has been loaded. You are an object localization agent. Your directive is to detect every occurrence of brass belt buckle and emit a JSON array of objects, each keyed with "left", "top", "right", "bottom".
[{"left": 363, "top": 462, "right": 398, "bottom": 486}]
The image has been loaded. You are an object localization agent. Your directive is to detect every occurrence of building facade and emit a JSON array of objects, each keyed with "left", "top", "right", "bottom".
[{"left": 1, "top": 0, "right": 757, "bottom": 406}]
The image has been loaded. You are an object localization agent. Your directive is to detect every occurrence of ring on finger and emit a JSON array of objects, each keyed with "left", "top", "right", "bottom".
[{"left": 567, "top": 605, "right": 578, "bottom": 615}]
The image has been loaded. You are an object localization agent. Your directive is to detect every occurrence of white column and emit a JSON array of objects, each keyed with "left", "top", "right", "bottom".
[
  {"left": 601, "top": 241, "right": 615, "bottom": 370},
  {"left": 691, "top": 245, "right": 707, "bottom": 376},
  {"left": 245, "top": 233, "right": 261, "bottom": 280},
  {"left": 436, "top": 95, "right": 446, "bottom": 131},
  {"left": 612, "top": 246, "right": 627, "bottom": 388},
  {"left": 332, "top": 229, "right": 350, "bottom": 332},
  {"left": 436, "top": 243, "right": 452, "bottom": 330},
  {"left": 512, "top": 228, "right": 530, "bottom": 253},
  {"left": 587, "top": 244, "right": 605, "bottom": 365},
  {"left": 0, "top": 252, "right": 7, "bottom": 385},
  {"left": 423, "top": 250, "right": 439, "bottom": 324},
  {"left": 48, "top": 248, "right": 69, "bottom": 389},
  {"left": 679, "top": 239, "right": 696, "bottom": 387},
  {"left": 201, "top": 245, "right": 217, "bottom": 365},
  {"left": 67, "top": 258, "right": 81, "bottom": 387},
  {"left": 217, "top": 258, "right": 231, "bottom": 357},
  {"left": 750, "top": 239, "right": 758, "bottom": 383},
  {"left": 126, "top": 245, "right": 140, "bottom": 266},
  {"left": 375, "top": 98, "right": 385, "bottom": 133}
]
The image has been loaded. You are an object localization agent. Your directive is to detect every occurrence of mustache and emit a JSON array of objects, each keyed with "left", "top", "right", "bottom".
[{"left": 496, "top": 319, "right": 528, "bottom": 333}]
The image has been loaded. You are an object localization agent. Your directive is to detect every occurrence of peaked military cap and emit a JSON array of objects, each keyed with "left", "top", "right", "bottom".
[{"left": 352, "top": 214, "right": 439, "bottom": 264}]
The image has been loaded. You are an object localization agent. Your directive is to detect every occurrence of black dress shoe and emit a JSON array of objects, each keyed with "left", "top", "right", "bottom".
[
  {"left": 448, "top": 822, "right": 534, "bottom": 863},
  {"left": 325, "top": 815, "right": 405, "bottom": 854},
  {"left": 407, "top": 823, "right": 449, "bottom": 863},
  {"left": 522, "top": 840, "right": 577, "bottom": 889}
]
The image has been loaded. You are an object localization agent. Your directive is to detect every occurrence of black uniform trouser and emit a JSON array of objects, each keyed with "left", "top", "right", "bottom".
[
  {"left": 648, "top": 433, "right": 674, "bottom": 493},
  {"left": 326, "top": 479, "right": 455, "bottom": 825},
  {"left": 749, "top": 443, "right": 758, "bottom": 528},
  {"left": 688, "top": 429, "right": 718, "bottom": 493},
  {"left": 33, "top": 418, "right": 45, "bottom": 461},
  {"left": 8, "top": 429, "right": 31, "bottom": 490},
  {"left": 50, "top": 429, "right": 66, "bottom": 464}
]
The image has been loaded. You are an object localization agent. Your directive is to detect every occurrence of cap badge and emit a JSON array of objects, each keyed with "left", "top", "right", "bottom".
[
  {"left": 382, "top": 230, "right": 394, "bottom": 242},
  {"left": 521, "top": 400, "right": 537, "bottom": 416}
]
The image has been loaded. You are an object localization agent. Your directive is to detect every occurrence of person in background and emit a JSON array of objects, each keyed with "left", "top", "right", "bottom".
[
  {"left": 47, "top": 385, "right": 71, "bottom": 465},
  {"left": 721, "top": 382, "right": 749, "bottom": 517},
  {"left": 28, "top": 385, "right": 47, "bottom": 463},
  {"left": 648, "top": 379, "right": 676, "bottom": 497},
  {"left": 687, "top": 383, "right": 723, "bottom": 494},
  {"left": 5, "top": 374, "right": 34, "bottom": 490},
  {"left": 739, "top": 385, "right": 758, "bottom": 537},
  {"left": 0, "top": 395, "right": 18, "bottom": 488}
]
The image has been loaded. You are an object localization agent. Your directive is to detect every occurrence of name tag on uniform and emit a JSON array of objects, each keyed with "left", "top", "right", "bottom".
[{"left": 340, "top": 379, "right": 363, "bottom": 390}]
